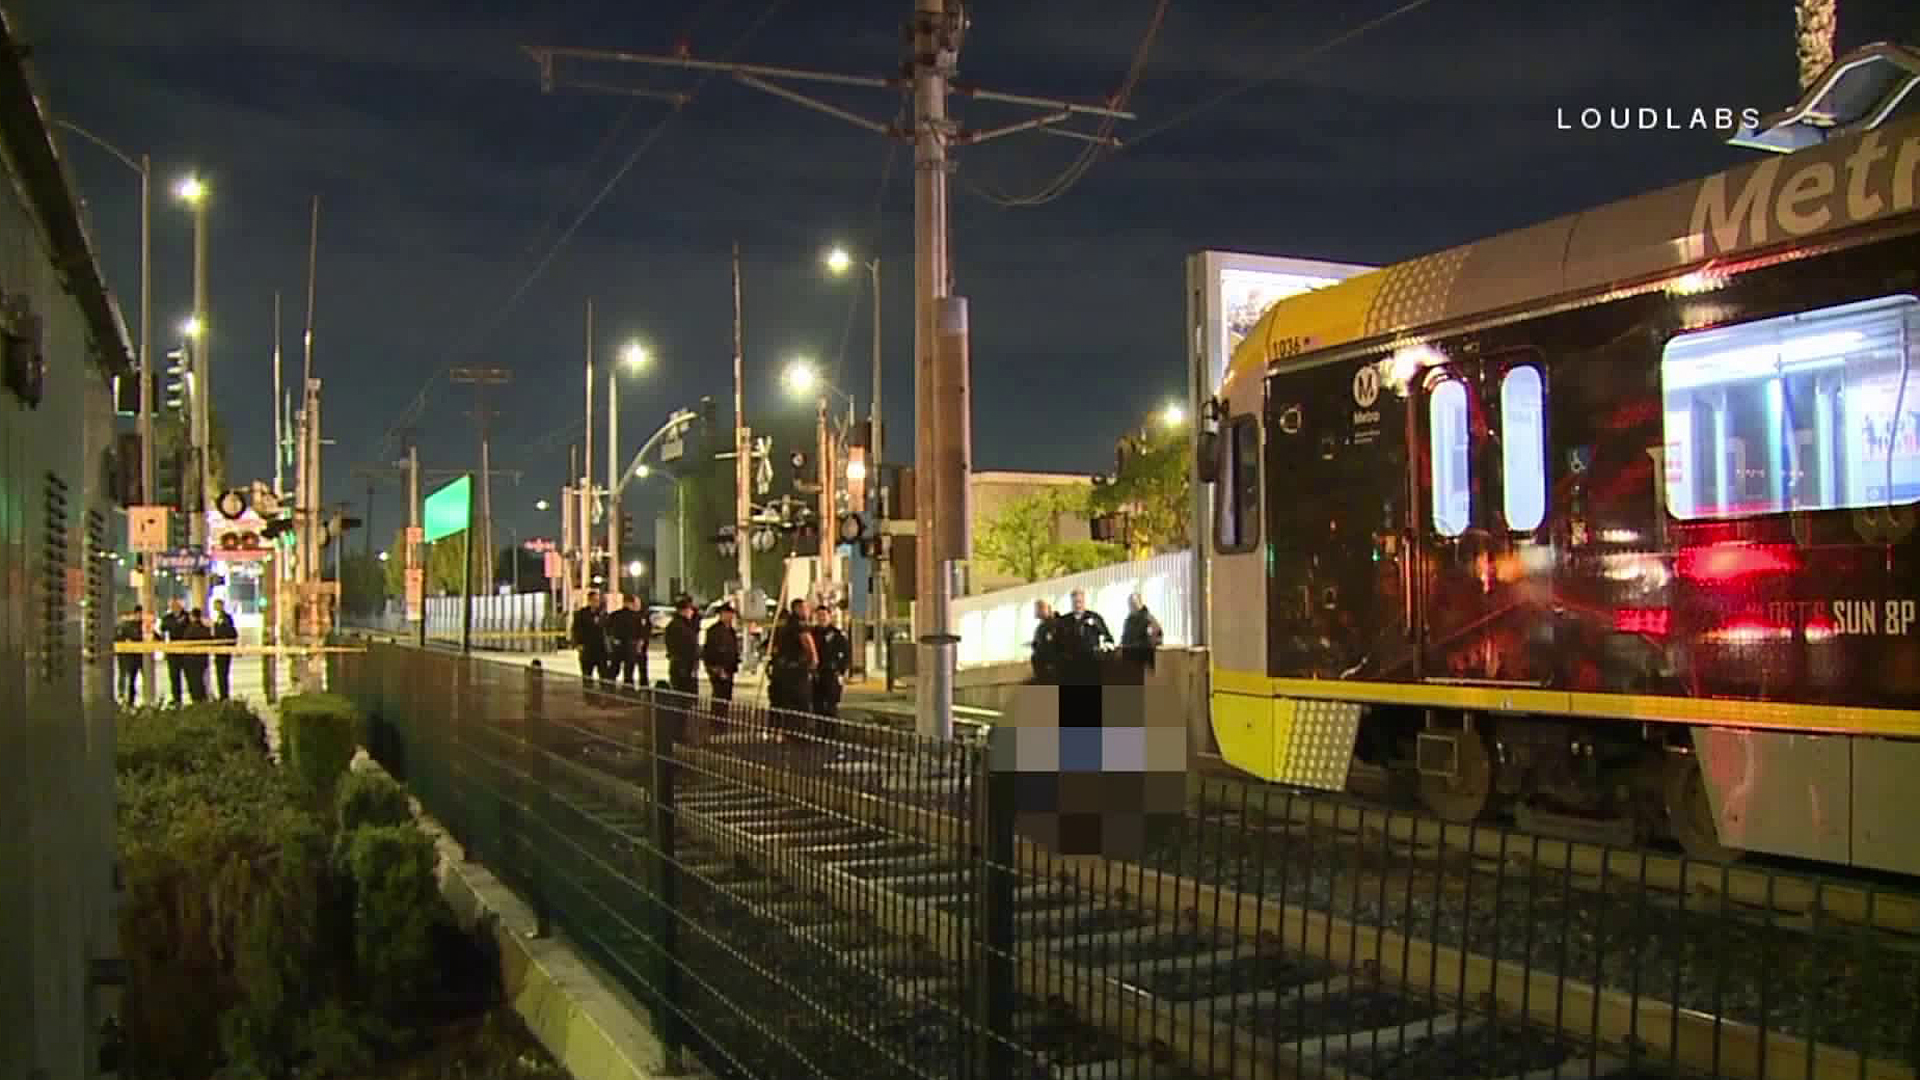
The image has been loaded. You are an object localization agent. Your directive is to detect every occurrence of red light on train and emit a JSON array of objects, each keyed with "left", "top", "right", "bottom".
[
  {"left": 1613, "top": 607, "right": 1671, "bottom": 635},
  {"left": 1676, "top": 542, "right": 1798, "bottom": 582}
]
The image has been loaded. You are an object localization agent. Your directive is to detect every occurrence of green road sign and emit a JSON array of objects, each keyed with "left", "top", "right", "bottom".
[{"left": 422, "top": 475, "right": 471, "bottom": 543}]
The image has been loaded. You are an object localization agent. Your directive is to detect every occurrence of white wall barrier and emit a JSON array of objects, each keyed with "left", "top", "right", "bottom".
[
  {"left": 952, "top": 550, "right": 1193, "bottom": 669},
  {"left": 422, "top": 591, "right": 555, "bottom": 650}
]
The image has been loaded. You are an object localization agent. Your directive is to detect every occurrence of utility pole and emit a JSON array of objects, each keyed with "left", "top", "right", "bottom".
[
  {"left": 526, "top": 6, "right": 1132, "bottom": 738},
  {"left": 733, "top": 243, "right": 753, "bottom": 626},
  {"left": 187, "top": 187, "right": 210, "bottom": 610},
  {"left": 408, "top": 442, "right": 422, "bottom": 645},
  {"left": 582, "top": 301, "right": 596, "bottom": 601},
  {"left": 450, "top": 366, "right": 511, "bottom": 591}
]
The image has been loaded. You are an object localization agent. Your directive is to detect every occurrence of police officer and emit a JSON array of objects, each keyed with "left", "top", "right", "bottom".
[
  {"left": 665, "top": 594, "right": 701, "bottom": 695},
  {"left": 809, "top": 603, "right": 851, "bottom": 720},
  {"left": 181, "top": 608, "right": 213, "bottom": 703},
  {"left": 768, "top": 598, "right": 817, "bottom": 719},
  {"left": 1119, "top": 592, "right": 1164, "bottom": 678},
  {"left": 116, "top": 606, "right": 148, "bottom": 705},
  {"left": 1059, "top": 589, "right": 1113, "bottom": 685},
  {"left": 160, "top": 598, "right": 188, "bottom": 706},
  {"left": 606, "top": 593, "right": 649, "bottom": 689},
  {"left": 703, "top": 602, "right": 742, "bottom": 713},
  {"left": 1030, "top": 599, "right": 1065, "bottom": 684},
  {"left": 210, "top": 598, "right": 239, "bottom": 700},
  {"left": 570, "top": 589, "right": 608, "bottom": 684}
]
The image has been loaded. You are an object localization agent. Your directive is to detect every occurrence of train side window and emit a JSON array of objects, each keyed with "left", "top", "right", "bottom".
[
  {"left": 1500, "top": 366, "right": 1547, "bottom": 532},
  {"left": 1429, "top": 379, "right": 1471, "bottom": 537},
  {"left": 1660, "top": 294, "right": 1919, "bottom": 519},
  {"left": 1214, "top": 415, "right": 1260, "bottom": 553}
]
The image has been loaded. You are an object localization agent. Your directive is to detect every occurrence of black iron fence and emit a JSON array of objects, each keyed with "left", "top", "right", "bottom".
[{"left": 331, "top": 642, "right": 1920, "bottom": 1080}]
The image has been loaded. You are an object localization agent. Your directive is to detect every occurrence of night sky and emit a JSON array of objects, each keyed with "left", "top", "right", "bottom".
[{"left": 23, "top": 0, "right": 1918, "bottom": 548}]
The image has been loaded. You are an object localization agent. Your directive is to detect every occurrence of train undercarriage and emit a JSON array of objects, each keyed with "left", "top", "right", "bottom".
[{"left": 1347, "top": 707, "right": 1740, "bottom": 862}]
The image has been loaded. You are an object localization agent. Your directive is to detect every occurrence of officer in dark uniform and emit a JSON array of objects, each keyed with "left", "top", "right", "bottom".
[
  {"left": 665, "top": 594, "right": 701, "bottom": 695},
  {"left": 606, "top": 593, "right": 649, "bottom": 689},
  {"left": 703, "top": 603, "right": 742, "bottom": 714},
  {"left": 570, "top": 589, "right": 608, "bottom": 684},
  {"left": 181, "top": 608, "right": 214, "bottom": 703},
  {"left": 160, "top": 598, "right": 188, "bottom": 706},
  {"left": 116, "top": 606, "right": 148, "bottom": 705},
  {"left": 767, "top": 598, "right": 817, "bottom": 719},
  {"left": 809, "top": 604, "right": 851, "bottom": 720},
  {"left": 1030, "top": 599, "right": 1066, "bottom": 684},
  {"left": 1059, "top": 589, "right": 1114, "bottom": 685},
  {"left": 210, "top": 598, "right": 239, "bottom": 700}
]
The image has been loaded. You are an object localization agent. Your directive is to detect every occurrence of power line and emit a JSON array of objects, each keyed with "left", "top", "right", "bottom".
[
  {"left": 368, "top": 0, "right": 793, "bottom": 464},
  {"left": 830, "top": 117, "right": 903, "bottom": 390},
  {"left": 965, "top": 0, "right": 1169, "bottom": 208},
  {"left": 1119, "top": 0, "right": 1441, "bottom": 151},
  {"left": 964, "top": 0, "right": 1441, "bottom": 208}
]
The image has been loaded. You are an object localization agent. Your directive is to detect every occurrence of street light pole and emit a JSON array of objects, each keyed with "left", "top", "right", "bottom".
[
  {"left": 607, "top": 367, "right": 619, "bottom": 604},
  {"left": 733, "top": 243, "right": 753, "bottom": 624},
  {"left": 188, "top": 189, "right": 210, "bottom": 610}
]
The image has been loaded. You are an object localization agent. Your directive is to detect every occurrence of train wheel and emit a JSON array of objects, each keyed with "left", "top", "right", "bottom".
[
  {"left": 1417, "top": 727, "right": 1493, "bottom": 823},
  {"left": 1662, "top": 754, "right": 1742, "bottom": 864}
]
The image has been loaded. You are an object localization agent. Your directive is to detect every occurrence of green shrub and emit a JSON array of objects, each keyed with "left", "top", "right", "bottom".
[
  {"left": 117, "top": 758, "right": 334, "bottom": 1078},
  {"left": 117, "top": 701, "right": 268, "bottom": 777},
  {"left": 336, "top": 770, "right": 414, "bottom": 833},
  {"left": 340, "top": 824, "right": 445, "bottom": 1018},
  {"left": 281, "top": 692, "right": 363, "bottom": 798}
]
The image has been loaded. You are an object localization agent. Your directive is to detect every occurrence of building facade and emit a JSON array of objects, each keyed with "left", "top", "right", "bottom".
[
  {"left": 0, "top": 5, "right": 138, "bottom": 1075},
  {"left": 967, "top": 470, "right": 1095, "bottom": 595}
]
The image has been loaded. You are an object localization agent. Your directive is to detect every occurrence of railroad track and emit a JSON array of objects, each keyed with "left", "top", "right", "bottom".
[
  {"left": 366, "top": 648, "right": 1918, "bottom": 1080},
  {"left": 669, "top": 728, "right": 1918, "bottom": 1080}
]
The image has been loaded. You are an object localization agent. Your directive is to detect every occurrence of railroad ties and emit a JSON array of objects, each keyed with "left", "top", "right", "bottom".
[{"left": 336, "top": 644, "right": 1920, "bottom": 1080}]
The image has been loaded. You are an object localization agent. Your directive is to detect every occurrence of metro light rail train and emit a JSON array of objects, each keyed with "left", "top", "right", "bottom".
[{"left": 1198, "top": 109, "right": 1920, "bottom": 875}]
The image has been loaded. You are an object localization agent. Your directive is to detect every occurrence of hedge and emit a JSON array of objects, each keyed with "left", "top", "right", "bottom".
[
  {"left": 336, "top": 770, "right": 413, "bottom": 834},
  {"left": 117, "top": 699, "right": 469, "bottom": 1079},
  {"left": 280, "top": 692, "right": 363, "bottom": 798}
]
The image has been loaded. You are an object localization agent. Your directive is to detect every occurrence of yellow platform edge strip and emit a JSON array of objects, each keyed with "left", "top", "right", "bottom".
[{"left": 1212, "top": 667, "right": 1920, "bottom": 740}]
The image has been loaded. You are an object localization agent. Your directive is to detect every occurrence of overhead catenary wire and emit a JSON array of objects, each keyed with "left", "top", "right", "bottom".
[
  {"left": 966, "top": 0, "right": 1441, "bottom": 208},
  {"left": 965, "top": 0, "right": 1169, "bottom": 209},
  {"left": 368, "top": 0, "right": 792, "bottom": 464}
]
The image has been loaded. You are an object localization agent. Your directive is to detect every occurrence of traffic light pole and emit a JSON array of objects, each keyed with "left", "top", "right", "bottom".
[{"left": 608, "top": 367, "right": 620, "bottom": 604}]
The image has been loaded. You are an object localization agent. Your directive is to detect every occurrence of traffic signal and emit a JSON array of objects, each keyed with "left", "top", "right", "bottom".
[
  {"left": 619, "top": 513, "right": 634, "bottom": 549},
  {"left": 113, "top": 372, "right": 163, "bottom": 416},
  {"left": 1090, "top": 513, "right": 1122, "bottom": 544},
  {"left": 154, "top": 446, "right": 183, "bottom": 511},
  {"left": 114, "top": 432, "right": 143, "bottom": 505},
  {"left": 163, "top": 348, "right": 189, "bottom": 413}
]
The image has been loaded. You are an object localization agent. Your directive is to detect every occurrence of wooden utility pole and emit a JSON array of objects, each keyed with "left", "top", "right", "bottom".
[
  {"left": 449, "top": 366, "right": 512, "bottom": 591},
  {"left": 527, "top": 3, "right": 1133, "bottom": 738}
]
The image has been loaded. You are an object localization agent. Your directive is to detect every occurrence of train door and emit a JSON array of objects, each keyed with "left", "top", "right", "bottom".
[{"left": 1416, "top": 350, "right": 1552, "bottom": 686}]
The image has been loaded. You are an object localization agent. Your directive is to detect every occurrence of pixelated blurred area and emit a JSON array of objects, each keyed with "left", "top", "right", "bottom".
[{"left": 988, "top": 684, "right": 1188, "bottom": 859}]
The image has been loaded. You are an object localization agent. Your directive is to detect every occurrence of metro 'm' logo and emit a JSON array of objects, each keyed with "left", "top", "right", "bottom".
[{"left": 1689, "top": 130, "right": 1920, "bottom": 255}]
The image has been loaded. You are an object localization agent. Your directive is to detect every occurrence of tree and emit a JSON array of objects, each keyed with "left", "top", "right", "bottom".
[
  {"left": 1090, "top": 425, "right": 1194, "bottom": 558},
  {"left": 382, "top": 528, "right": 467, "bottom": 596},
  {"left": 333, "top": 552, "right": 389, "bottom": 618},
  {"left": 975, "top": 487, "right": 1123, "bottom": 584},
  {"left": 1796, "top": 0, "right": 1835, "bottom": 91}
]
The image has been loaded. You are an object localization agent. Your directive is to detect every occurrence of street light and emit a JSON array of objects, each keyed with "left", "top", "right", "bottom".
[
  {"left": 783, "top": 357, "right": 819, "bottom": 397},
  {"left": 627, "top": 559, "right": 645, "bottom": 578},
  {"left": 1159, "top": 402, "right": 1187, "bottom": 429},
  {"left": 825, "top": 243, "right": 885, "bottom": 677},
  {"left": 607, "top": 338, "right": 652, "bottom": 603},
  {"left": 535, "top": 499, "right": 551, "bottom": 511},
  {"left": 55, "top": 118, "right": 154, "bottom": 692},
  {"left": 181, "top": 315, "right": 203, "bottom": 339},
  {"left": 634, "top": 464, "right": 651, "bottom": 480},
  {"left": 175, "top": 173, "right": 210, "bottom": 608}
]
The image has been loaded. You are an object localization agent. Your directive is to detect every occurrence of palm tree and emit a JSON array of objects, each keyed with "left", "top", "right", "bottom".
[{"left": 1796, "top": 0, "right": 1836, "bottom": 92}]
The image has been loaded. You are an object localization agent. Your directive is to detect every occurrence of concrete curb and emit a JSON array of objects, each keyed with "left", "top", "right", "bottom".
[{"left": 354, "top": 756, "right": 679, "bottom": 1080}]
